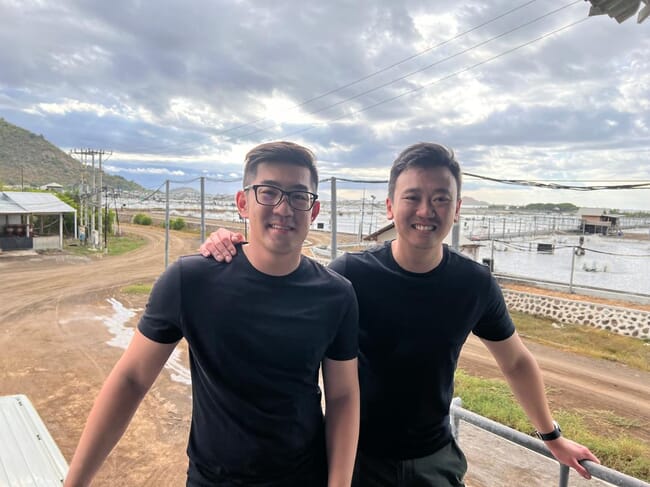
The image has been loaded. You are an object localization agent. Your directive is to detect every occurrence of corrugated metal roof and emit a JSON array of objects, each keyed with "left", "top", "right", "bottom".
[
  {"left": 0, "top": 395, "right": 68, "bottom": 486},
  {"left": 0, "top": 192, "right": 76, "bottom": 215},
  {"left": 0, "top": 194, "right": 26, "bottom": 214}
]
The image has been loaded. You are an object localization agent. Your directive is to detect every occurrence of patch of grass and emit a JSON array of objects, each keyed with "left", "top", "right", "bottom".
[
  {"left": 65, "top": 233, "right": 147, "bottom": 257},
  {"left": 122, "top": 283, "right": 153, "bottom": 294},
  {"left": 455, "top": 369, "right": 650, "bottom": 481},
  {"left": 106, "top": 234, "right": 147, "bottom": 256},
  {"left": 511, "top": 311, "right": 650, "bottom": 372}
]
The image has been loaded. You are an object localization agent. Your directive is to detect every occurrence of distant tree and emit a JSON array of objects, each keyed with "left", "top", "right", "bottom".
[
  {"left": 57, "top": 191, "right": 80, "bottom": 236},
  {"left": 171, "top": 217, "right": 186, "bottom": 230},
  {"left": 133, "top": 213, "right": 152, "bottom": 225},
  {"left": 524, "top": 203, "right": 578, "bottom": 212},
  {"left": 162, "top": 217, "right": 186, "bottom": 230}
]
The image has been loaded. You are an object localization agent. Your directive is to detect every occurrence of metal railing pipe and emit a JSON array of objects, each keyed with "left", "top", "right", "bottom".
[{"left": 450, "top": 398, "right": 649, "bottom": 487}]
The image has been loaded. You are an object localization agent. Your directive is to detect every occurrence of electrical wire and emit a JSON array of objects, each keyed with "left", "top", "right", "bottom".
[
  {"left": 217, "top": 0, "right": 541, "bottom": 136},
  {"left": 278, "top": 16, "right": 590, "bottom": 140},
  {"left": 580, "top": 246, "right": 650, "bottom": 258},
  {"left": 464, "top": 172, "right": 650, "bottom": 190},
  {"left": 491, "top": 239, "right": 650, "bottom": 257},
  {"left": 242, "top": 1, "right": 582, "bottom": 139},
  {"left": 94, "top": 1, "right": 579, "bottom": 154}
]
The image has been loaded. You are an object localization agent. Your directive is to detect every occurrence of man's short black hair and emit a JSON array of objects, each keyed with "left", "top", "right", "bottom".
[
  {"left": 388, "top": 142, "right": 462, "bottom": 200},
  {"left": 243, "top": 141, "right": 319, "bottom": 191}
]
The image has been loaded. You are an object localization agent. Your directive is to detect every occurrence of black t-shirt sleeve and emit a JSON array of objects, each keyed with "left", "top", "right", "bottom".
[
  {"left": 473, "top": 273, "right": 516, "bottom": 341},
  {"left": 328, "top": 254, "right": 348, "bottom": 277},
  {"left": 138, "top": 259, "right": 184, "bottom": 344},
  {"left": 325, "top": 280, "right": 359, "bottom": 361}
]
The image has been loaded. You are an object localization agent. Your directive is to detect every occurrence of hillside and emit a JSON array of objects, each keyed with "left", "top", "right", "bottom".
[{"left": 0, "top": 118, "right": 142, "bottom": 191}]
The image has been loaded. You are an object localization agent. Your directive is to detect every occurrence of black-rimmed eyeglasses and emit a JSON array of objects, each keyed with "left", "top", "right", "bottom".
[{"left": 244, "top": 184, "right": 318, "bottom": 211}]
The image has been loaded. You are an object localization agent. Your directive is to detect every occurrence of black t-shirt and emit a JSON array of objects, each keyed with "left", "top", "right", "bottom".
[
  {"left": 138, "top": 251, "right": 358, "bottom": 484},
  {"left": 329, "top": 242, "right": 514, "bottom": 459}
]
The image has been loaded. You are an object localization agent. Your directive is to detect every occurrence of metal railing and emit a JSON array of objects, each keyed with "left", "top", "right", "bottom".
[
  {"left": 450, "top": 398, "right": 649, "bottom": 487},
  {"left": 494, "top": 273, "right": 650, "bottom": 305}
]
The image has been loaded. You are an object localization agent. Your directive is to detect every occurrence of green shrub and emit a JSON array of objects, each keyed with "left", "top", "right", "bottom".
[
  {"left": 133, "top": 213, "right": 152, "bottom": 225},
  {"left": 162, "top": 217, "right": 186, "bottom": 230},
  {"left": 171, "top": 217, "right": 185, "bottom": 230}
]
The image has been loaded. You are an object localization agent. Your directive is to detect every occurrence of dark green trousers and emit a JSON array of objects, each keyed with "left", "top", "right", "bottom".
[{"left": 352, "top": 439, "right": 467, "bottom": 487}]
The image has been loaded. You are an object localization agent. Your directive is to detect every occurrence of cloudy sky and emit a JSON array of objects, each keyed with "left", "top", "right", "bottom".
[{"left": 1, "top": 0, "right": 649, "bottom": 210}]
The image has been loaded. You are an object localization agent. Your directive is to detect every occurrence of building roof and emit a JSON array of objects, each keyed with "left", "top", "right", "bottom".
[
  {"left": 577, "top": 207, "right": 607, "bottom": 217},
  {"left": 0, "top": 192, "right": 76, "bottom": 215},
  {"left": 0, "top": 395, "right": 68, "bottom": 486}
]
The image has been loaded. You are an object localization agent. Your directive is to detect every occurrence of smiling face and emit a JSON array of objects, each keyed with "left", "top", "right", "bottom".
[
  {"left": 387, "top": 165, "right": 461, "bottom": 258},
  {"left": 236, "top": 162, "right": 320, "bottom": 268}
]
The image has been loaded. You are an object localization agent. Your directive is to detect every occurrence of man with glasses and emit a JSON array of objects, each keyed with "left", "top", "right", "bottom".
[
  {"left": 201, "top": 142, "right": 599, "bottom": 486},
  {"left": 65, "top": 141, "right": 360, "bottom": 487}
]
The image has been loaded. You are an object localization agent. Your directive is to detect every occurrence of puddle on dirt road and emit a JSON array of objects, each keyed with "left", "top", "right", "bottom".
[
  {"left": 59, "top": 298, "right": 192, "bottom": 386},
  {"left": 103, "top": 298, "right": 192, "bottom": 385}
]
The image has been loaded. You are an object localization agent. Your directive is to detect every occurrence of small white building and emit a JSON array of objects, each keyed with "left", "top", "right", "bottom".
[
  {"left": 0, "top": 192, "right": 77, "bottom": 251},
  {"left": 38, "top": 182, "right": 64, "bottom": 192},
  {"left": 577, "top": 207, "right": 622, "bottom": 235}
]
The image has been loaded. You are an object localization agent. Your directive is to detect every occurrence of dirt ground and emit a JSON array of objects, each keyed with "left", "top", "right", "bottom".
[{"left": 1, "top": 223, "right": 648, "bottom": 486}]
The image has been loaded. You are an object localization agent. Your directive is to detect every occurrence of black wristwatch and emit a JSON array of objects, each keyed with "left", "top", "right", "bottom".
[{"left": 535, "top": 421, "right": 562, "bottom": 441}]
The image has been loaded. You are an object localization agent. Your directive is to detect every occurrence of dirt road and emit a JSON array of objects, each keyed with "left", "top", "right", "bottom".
[
  {"left": 459, "top": 336, "right": 650, "bottom": 442},
  {"left": 0, "top": 224, "right": 648, "bottom": 485}
]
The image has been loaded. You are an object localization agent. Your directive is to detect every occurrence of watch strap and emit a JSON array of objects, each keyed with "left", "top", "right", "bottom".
[{"left": 536, "top": 421, "right": 562, "bottom": 441}]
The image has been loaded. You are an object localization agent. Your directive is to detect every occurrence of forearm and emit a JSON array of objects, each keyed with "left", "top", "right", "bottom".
[
  {"left": 64, "top": 374, "right": 149, "bottom": 487},
  {"left": 500, "top": 351, "right": 554, "bottom": 432},
  {"left": 325, "top": 393, "right": 360, "bottom": 487},
  {"left": 485, "top": 335, "right": 600, "bottom": 478}
]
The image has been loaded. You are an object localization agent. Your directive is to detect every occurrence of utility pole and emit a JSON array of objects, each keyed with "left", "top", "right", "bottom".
[
  {"left": 359, "top": 188, "right": 366, "bottom": 242},
  {"left": 71, "top": 148, "right": 112, "bottom": 250},
  {"left": 97, "top": 151, "right": 103, "bottom": 251},
  {"left": 331, "top": 178, "right": 337, "bottom": 260},
  {"left": 200, "top": 176, "right": 206, "bottom": 242},
  {"left": 369, "top": 194, "right": 376, "bottom": 234}
]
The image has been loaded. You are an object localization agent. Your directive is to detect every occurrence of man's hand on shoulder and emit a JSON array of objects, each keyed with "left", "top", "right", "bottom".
[{"left": 199, "top": 229, "right": 244, "bottom": 262}]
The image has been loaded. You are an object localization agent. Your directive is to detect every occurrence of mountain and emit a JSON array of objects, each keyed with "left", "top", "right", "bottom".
[
  {"left": 462, "top": 195, "right": 489, "bottom": 207},
  {"left": 0, "top": 118, "right": 142, "bottom": 191}
]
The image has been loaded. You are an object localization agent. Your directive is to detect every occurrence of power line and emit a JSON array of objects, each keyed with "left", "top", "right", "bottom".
[
  {"left": 241, "top": 0, "right": 581, "bottom": 138},
  {"left": 110, "top": 0, "right": 576, "bottom": 152},
  {"left": 242, "top": 0, "right": 583, "bottom": 140},
  {"left": 464, "top": 172, "right": 650, "bottom": 190},
  {"left": 494, "top": 239, "right": 650, "bottom": 257},
  {"left": 216, "top": 0, "right": 541, "bottom": 137},
  {"left": 278, "top": 16, "right": 591, "bottom": 140}
]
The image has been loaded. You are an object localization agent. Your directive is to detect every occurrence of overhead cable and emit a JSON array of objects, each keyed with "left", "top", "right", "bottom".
[
  {"left": 244, "top": 1, "right": 582, "bottom": 139},
  {"left": 217, "top": 0, "right": 540, "bottom": 136},
  {"left": 464, "top": 172, "right": 650, "bottom": 190},
  {"left": 278, "top": 16, "right": 590, "bottom": 140}
]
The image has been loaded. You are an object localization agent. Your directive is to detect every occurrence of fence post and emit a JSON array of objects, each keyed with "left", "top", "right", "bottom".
[
  {"left": 200, "top": 176, "right": 205, "bottom": 243},
  {"left": 451, "top": 397, "right": 462, "bottom": 440},
  {"left": 165, "top": 180, "right": 170, "bottom": 269},
  {"left": 569, "top": 247, "right": 576, "bottom": 294},
  {"left": 331, "top": 177, "right": 337, "bottom": 261}
]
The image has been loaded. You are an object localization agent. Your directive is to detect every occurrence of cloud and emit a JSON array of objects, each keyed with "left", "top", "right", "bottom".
[{"left": 1, "top": 0, "right": 648, "bottom": 209}]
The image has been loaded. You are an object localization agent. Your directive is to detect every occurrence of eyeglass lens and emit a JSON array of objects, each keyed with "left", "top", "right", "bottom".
[{"left": 255, "top": 185, "right": 315, "bottom": 210}]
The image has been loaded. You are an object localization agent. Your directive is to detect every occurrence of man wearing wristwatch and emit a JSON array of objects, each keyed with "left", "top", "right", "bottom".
[
  {"left": 202, "top": 142, "right": 601, "bottom": 486},
  {"left": 536, "top": 421, "right": 562, "bottom": 441}
]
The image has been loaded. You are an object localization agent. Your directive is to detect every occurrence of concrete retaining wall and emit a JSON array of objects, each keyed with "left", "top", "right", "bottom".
[
  {"left": 503, "top": 289, "right": 650, "bottom": 340},
  {"left": 33, "top": 236, "right": 60, "bottom": 250}
]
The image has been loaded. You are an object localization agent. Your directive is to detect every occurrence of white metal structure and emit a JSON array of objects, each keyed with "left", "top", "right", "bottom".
[
  {"left": 0, "top": 191, "right": 77, "bottom": 250},
  {"left": 0, "top": 395, "right": 68, "bottom": 486}
]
